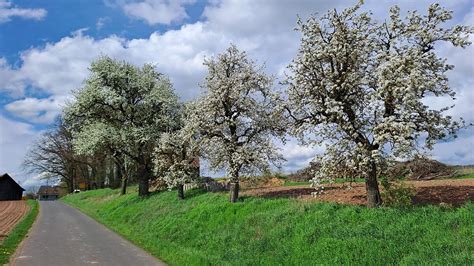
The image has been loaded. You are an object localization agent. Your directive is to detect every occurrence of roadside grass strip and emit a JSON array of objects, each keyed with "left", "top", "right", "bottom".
[
  {"left": 0, "top": 200, "right": 39, "bottom": 265},
  {"left": 63, "top": 188, "right": 473, "bottom": 265}
]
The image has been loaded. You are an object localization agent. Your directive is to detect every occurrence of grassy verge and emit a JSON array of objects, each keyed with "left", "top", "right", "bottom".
[
  {"left": 0, "top": 200, "right": 39, "bottom": 265},
  {"left": 451, "top": 167, "right": 474, "bottom": 179},
  {"left": 62, "top": 188, "right": 473, "bottom": 265},
  {"left": 283, "top": 181, "right": 310, "bottom": 186}
]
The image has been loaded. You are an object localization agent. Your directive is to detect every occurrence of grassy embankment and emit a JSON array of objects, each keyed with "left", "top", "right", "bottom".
[
  {"left": 62, "top": 187, "right": 473, "bottom": 265},
  {"left": 0, "top": 200, "right": 39, "bottom": 265},
  {"left": 452, "top": 167, "right": 474, "bottom": 179}
]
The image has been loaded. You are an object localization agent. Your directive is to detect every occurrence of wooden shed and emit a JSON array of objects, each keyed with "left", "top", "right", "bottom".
[{"left": 0, "top": 173, "right": 25, "bottom": 201}]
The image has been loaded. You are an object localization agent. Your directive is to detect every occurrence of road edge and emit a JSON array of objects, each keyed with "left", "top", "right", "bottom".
[
  {"left": 60, "top": 200, "right": 167, "bottom": 265},
  {"left": 8, "top": 201, "right": 40, "bottom": 266}
]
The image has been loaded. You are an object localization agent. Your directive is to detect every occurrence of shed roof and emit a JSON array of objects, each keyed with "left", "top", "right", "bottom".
[
  {"left": 0, "top": 173, "right": 25, "bottom": 191},
  {"left": 37, "top": 186, "right": 60, "bottom": 195}
]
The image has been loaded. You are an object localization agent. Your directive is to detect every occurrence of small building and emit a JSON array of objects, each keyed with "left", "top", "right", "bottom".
[
  {"left": 0, "top": 173, "right": 25, "bottom": 200},
  {"left": 37, "top": 186, "right": 60, "bottom": 201}
]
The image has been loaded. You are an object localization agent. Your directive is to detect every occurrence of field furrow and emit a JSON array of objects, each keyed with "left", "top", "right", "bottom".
[{"left": 0, "top": 201, "right": 29, "bottom": 241}]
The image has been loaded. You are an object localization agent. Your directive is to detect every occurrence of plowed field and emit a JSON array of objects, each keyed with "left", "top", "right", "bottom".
[
  {"left": 0, "top": 201, "right": 29, "bottom": 241},
  {"left": 243, "top": 179, "right": 474, "bottom": 206}
]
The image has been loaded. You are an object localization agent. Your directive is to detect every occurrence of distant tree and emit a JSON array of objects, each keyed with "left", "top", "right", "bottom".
[
  {"left": 23, "top": 120, "right": 79, "bottom": 193},
  {"left": 285, "top": 3, "right": 473, "bottom": 207},
  {"left": 64, "top": 57, "right": 180, "bottom": 197},
  {"left": 189, "top": 45, "right": 284, "bottom": 202},
  {"left": 154, "top": 127, "right": 200, "bottom": 200},
  {"left": 70, "top": 120, "right": 133, "bottom": 195}
]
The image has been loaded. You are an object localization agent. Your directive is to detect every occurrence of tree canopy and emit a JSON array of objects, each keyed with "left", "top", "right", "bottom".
[
  {"left": 188, "top": 45, "right": 285, "bottom": 202},
  {"left": 285, "top": 3, "right": 473, "bottom": 207},
  {"left": 64, "top": 56, "right": 180, "bottom": 196}
]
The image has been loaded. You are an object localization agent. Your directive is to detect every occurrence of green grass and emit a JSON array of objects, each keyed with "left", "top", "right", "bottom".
[
  {"left": 283, "top": 181, "right": 310, "bottom": 186},
  {"left": 0, "top": 200, "right": 39, "bottom": 265},
  {"left": 452, "top": 173, "right": 474, "bottom": 179},
  {"left": 62, "top": 188, "right": 473, "bottom": 265},
  {"left": 451, "top": 167, "right": 474, "bottom": 179}
]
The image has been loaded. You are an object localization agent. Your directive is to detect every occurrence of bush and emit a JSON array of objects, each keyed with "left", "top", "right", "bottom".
[{"left": 381, "top": 179, "right": 416, "bottom": 207}]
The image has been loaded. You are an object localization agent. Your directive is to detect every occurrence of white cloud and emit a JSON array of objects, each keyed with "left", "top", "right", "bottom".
[
  {"left": 0, "top": 0, "right": 46, "bottom": 23},
  {"left": 203, "top": 0, "right": 343, "bottom": 37},
  {"left": 0, "top": 57, "right": 25, "bottom": 96},
  {"left": 21, "top": 172, "right": 59, "bottom": 192},
  {"left": 0, "top": 114, "right": 38, "bottom": 183},
  {"left": 120, "top": 0, "right": 195, "bottom": 25},
  {"left": 432, "top": 130, "right": 474, "bottom": 165},
  {"left": 0, "top": 23, "right": 236, "bottom": 123},
  {"left": 96, "top": 17, "right": 109, "bottom": 30},
  {"left": 5, "top": 96, "right": 70, "bottom": 124},
  {"left": 279, "top": 140, "right": 325, "bottom": 173}
]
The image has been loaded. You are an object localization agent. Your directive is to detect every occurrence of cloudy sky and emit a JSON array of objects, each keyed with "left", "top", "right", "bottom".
[{"left": 0, "top": 0, "right": 473, "bottom": 187}]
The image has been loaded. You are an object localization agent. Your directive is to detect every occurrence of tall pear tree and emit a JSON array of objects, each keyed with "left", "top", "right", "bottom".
[
  {"left": 189, "top": 45, "right": 284, "bottom": 202},
  {"left": 286, "top": 3, "right": 473, "bottom": 207},
  {"left": 64, "top": 57, "right": 180, "bottom": 197}
]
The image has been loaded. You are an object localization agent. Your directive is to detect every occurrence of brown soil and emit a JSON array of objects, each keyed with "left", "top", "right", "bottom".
[
  {"left": 240, "top": 177, "right": 285, "bottom": 189},
  {"left": 242, "top": 179, "right": 474, "bottom": 207},
  {"left": 0, "top": 201, "right": 29, "bottom": 241}
]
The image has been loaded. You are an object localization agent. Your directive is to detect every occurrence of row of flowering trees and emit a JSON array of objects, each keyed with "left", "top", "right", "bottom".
[{"left": 31, "top": 3, "right": 472, "bottom": 207}]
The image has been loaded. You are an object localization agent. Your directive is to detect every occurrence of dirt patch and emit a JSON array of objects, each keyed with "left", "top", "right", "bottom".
[
  {"left": 0, "top": 201, "right": 29, "bottom": 241},
  {"left": 242, "top": 179, "right": 474, "bottom": 206},
  {"left": 240, "top": 177, "right": 285, "bottom": 189},
  {"left": 412, "top": 186, "right": 473, "bottom": 206}
]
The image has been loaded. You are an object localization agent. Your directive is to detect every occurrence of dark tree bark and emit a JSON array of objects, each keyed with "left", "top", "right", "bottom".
[
  {"left": 66, "top": 167, "right": 75, "bottom": 193},
  {"left": 138, "top": 177, "right": 149, "bottom": 197},
  {"left": 137, "top": 163, "right": 150, "bottom": 197},
  {"left": 178, "top": 184, "right": 184, "bottom": 200},
  {"left": 67, "top": 177, "right": 74, "bottom": 193},
  {"left": 120, "top": 176, "right": 128, "bottom": 195},
  {"left": 366, "top": 161, "right": 382, "bottom": 208},
  {"left": 111, "top": 161, "right": 122, "bottom": 189},
  {"left": 229, "top": 182, "right": 239, "bottom": 203},
  {"left": 228, "top": 164, "right": 240, "bottom": 203}
]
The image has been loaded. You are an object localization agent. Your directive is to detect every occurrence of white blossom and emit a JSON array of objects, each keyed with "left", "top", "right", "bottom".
[
  {"left": 188, "top": 45, "right": 285, "bottom": 201},
  {"left": 64, "top": 57, "right": 180, "bottom": 196},
  {"left": 286, "top": 3, "right": 473, "bottom": 206},
  {"left": 153, "top": 123, "right": 200, "bottom": 190}
]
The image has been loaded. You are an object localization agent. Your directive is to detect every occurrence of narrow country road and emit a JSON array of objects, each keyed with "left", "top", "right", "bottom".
[{"left": 12, "top": 201, "right": 165, "bottom": 266}]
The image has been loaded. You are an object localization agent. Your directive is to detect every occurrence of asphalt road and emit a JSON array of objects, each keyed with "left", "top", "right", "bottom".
[{"left": 12, "top": 201, "right": 165, "bottom": 266}]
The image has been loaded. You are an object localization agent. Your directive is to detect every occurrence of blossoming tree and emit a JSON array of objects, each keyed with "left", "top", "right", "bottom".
[
  {"left": 65, "top": 56, "right": 180, "bottom": 197},
  {"left": 154, "top": 123, "right": 200, "bottom": 199},
  {"left": 286, "top": 3, "right": 473, "bottom": 207},
  {"left": 189, "top": 45, "right": 284, "bottom": 202}
]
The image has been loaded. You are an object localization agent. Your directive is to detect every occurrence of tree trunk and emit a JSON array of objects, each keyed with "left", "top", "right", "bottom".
[
  {"left": 113, "top": 161, "right": 122, "bottom": 189},
  {"left": 89, "top": 165, "right": 96, "bottom": 191},
  {"left": 138, "top": 164, "right": 150, "bottom": 197},
  {"left": 229, "top": 182, "right": 239, "bottom": 203},
  {"left": 120, "top": 176, "right": 128, "bottom": 195},
  {"left": 366, "top": 161, "right": 382, "bottom": 208},
  {"left": 138, "top": 177, "right": 149, "bottom": 197},
  {"left": 178, "top": 184, "right": 184, "bottom": 200},
  {"left": 67, "top": 167, "right": 75, "bottom": 193},
  {"left": 228, "top": 165, "right": 240, "bottom": 203},
  {"left": 67, "top": 180, "right": 74, "bottom": 194}
]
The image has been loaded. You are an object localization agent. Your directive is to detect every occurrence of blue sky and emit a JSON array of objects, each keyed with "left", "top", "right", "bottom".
[{"left": 0, "top": 0, "right": 473, "bottom": 188}]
